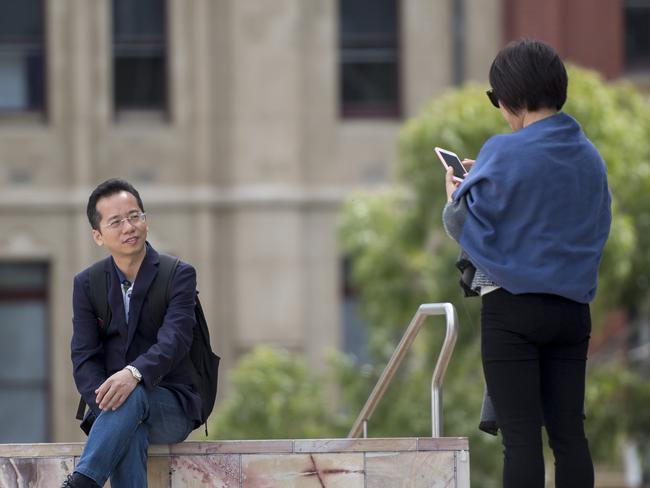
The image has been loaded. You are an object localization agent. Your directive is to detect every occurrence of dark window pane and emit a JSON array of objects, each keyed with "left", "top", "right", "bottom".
[
  {"left": 0, "top": 1, "right": 44, "bottom": 112},
  {"left": 26, "top": 51, "right": 43, "bottom": 107},
  {"left": 113, "top": 0, "right": 165, "bottom": 41},
  {"left": 113, "top": 0, "right": 167, "bottom": 112},
  {"left": 340, "top": 0, "right": 397, "bottom": 40},
  {"left": 0, "top": 302, "right": 47, "bottom": 381},
  {"left": 0, "top": 0, "right": 43, "bottom": 40},
  {"left": 114, "top": 56, "right": 165, "bottom": 109},
  {"left": 0, "top": 50, "right": 44, "bottom": 110},
  {"left": 0, "top": 262, "right": 48, "bottom": 443},
  {"left": 625, "top": 1, "right": 650, "bottom": 69},
  {"left": 339, "top": 0, "right": 400, "bottom": 117},
  {"left": 342, "top": 61, "right": 398, "bottom": 104},
  {"left": 0, "top": 389, "right": 47, "bottom": 443},
  {"left": 0, "top": 262, "right": 47, "bottom": 289},
  {"left": 341, "top": 259, "right": 369, "bottom": 364}
]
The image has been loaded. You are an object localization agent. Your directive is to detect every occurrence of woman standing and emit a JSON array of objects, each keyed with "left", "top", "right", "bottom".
[{"left": 443, "top": 39, "right": 611, "bottom": 487}]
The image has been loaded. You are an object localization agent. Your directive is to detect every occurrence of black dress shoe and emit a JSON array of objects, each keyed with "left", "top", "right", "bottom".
[{"left": 61, "top": 472, "right": 100, "bottom": 488}]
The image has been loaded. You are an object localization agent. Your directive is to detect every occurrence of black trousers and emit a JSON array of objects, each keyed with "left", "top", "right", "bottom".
[{"left": 481, "top": 288, "right": 594, "bottom": 488}]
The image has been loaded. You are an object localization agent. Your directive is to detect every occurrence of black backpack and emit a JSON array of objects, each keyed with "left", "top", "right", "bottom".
[{"left": 76, "top": 254, "right": 220, "bottom": 435}]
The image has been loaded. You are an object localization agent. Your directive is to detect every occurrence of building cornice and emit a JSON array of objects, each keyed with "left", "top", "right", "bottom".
[{"left": 0, "top": 184, "right": 394, "bottom": 212}]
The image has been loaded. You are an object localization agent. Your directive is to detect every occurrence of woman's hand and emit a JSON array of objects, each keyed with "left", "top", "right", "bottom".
[
  {"left": 445, "top": 158, "right": 474, "bottom": 202},
  {"left": 462, "top": 159, "right": 475, "bottom": 171},
  {"left": 445, "top": 166, "right": 461, "bottom": 202}
]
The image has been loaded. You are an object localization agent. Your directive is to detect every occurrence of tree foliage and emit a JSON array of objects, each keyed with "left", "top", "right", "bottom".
[
  {"left": 338, "top": 66, "right": 650, "bottom": 485},
  {"left": 208, "top": 345, "right": 347, "bottom": 439}
]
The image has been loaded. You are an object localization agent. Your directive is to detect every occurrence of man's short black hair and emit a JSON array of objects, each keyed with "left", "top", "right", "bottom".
[
  {"left": 87, "top": 178, "right": 145, "bottom": 231},
  {"left": 489, "top": 39, "right": 567, "bottom": 113}
]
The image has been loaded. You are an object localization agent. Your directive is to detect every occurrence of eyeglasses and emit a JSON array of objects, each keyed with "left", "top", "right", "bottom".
[
  {"left": 103, "top": 212, "right": 146, "bottom": 231},
  {"left": 486, "top": 89, "right": 499, "bottom": 108}
]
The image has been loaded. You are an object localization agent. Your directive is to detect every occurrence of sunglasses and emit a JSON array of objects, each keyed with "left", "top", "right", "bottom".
[{"left": 486, "top": 89, "right": 499, "bottom": 108}]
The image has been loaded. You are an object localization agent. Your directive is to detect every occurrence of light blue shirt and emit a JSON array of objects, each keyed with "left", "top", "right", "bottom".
[{"left": 113, "top": 263, "right": 133, "bottom": 323}]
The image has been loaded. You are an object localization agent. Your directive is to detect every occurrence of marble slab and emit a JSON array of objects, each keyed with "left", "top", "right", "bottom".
[
  {"left": 169, "top": 440, "right": 294, "bottom": 455},
  {"left": 365, "top": 451, "right": 456, "bottom": 488},
  {"left": 0, "top": 443, "right": 84, "bottom": 458},
  {"left": 170, "top": 455, "right": 240, "bottom": 487},
  {"left": 455, "top": 450, "right": 471, "bottom": 488},
  {"left": 242, "top": 453, "right": 364, "bottom": 488},
  {"left": 0, "top": 438, "right": 468, "bottom": 456},
  {"left": 147, "top": 456, "right": 172, "bottom": 487},
  {"left": 417, "top": 437, "right": 469, "bottom": 451},
  {"left": 0, "top": 437, "right": 470, "bottom": 487},
  {"left": 0, "top": 457, "right": 74, "bottom": 488},
  {"left": 0, "top": 442, "right": 168, "bottom": 459},
  {"left": 294, "top": 438, "right": 417, "bottom": 453},
  {"left": 76, "top": 456, "right": 172, "bottom": 488}
]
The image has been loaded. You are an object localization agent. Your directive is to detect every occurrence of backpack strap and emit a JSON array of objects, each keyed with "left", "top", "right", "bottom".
[
  {"left": 88, "top": 259, "right": 112, "bottom": 336},
  {"left": 76, "top": 259, "right": 112, "bottom": 421},
  {"left": 148, "top": 254, "right": 181, "bottom": 327}
]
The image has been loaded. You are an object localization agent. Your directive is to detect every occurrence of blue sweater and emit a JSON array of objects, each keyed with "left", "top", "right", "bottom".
[{"left": 449, "top": 112, "right": 611, "bottom": 303}]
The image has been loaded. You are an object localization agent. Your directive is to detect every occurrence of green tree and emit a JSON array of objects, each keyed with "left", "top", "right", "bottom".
[
  {"left": 338, "top": 66, "right": 650, "bottom": 486},
  {"left": 585, "top": 361, "right": 650, "bottom": 462},
  {"left": 207, "top": 345, "right": 347, "bottom": 439}
]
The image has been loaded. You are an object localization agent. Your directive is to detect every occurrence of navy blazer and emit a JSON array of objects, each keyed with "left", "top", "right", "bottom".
[{"left": 71, "top": 243, "right": 202, "bottom": 425}]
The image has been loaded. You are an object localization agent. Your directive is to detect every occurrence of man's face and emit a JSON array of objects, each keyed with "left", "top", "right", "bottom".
[{"left": 91, "top": 191, "right": 148, "bottom": 259}]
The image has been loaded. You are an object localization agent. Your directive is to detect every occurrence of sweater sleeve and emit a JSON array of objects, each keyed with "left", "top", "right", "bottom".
[{"left": 442, "top": 197, "right": 469, "bottom": 242}]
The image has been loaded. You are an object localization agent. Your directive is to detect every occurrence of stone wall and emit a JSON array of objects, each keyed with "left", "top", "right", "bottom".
[{"left": 0, "top": 437, "right": 470, "bottom": 487}]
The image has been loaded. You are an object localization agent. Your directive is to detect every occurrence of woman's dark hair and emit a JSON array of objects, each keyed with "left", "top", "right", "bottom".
[
  {"left": 489, "top": 39, "right": 567, "bottom": 113},
  {"left": 87, "top": 178, "right": 145, "bottom": 230}
]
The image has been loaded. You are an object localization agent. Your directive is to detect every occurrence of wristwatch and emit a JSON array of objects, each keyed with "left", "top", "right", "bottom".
[{"left": 125, "top": 365, "right": 142, "bottom": 382}]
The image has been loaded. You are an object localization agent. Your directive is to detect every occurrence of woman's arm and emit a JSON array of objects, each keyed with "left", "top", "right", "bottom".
[{"left": 442, "top": 197, "right": 469, "bottom": 243}]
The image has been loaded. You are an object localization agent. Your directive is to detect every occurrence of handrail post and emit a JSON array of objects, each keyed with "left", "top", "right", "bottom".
[
  {"left": 431, "top": 302, "right": 458, "bottom": 437},
  {"left": 347, "top": 303, "right": 458, "bottom": 439}
]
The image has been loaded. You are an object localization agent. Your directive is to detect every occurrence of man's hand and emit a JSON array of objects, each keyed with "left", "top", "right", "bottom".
[{"left": 95, "top": 369, "right": 139, "bottom": 411}]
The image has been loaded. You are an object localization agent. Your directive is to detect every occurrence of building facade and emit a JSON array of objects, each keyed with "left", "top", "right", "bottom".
[{"left": 0, "top": 0, "right": 646, "bottom": 443}]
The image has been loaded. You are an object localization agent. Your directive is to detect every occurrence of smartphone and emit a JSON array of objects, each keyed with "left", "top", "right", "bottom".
[{"left": 434, "top": 147, "right": 468, "bottom": 182}]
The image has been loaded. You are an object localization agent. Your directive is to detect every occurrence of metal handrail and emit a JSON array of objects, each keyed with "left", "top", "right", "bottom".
[{"left": 347, "top": 303, "right": 458, "bottom": 438}]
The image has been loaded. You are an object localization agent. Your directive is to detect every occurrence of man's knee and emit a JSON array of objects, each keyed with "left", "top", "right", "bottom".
[
  {"left": 129, "top": 383, "right": 148, "bottom": 404},
  {"left": 114, "top": 385, "right": 148, "bottom": 420}
]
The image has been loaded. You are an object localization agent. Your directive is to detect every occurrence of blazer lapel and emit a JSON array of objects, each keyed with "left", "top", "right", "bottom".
[{"left": 125, "top": 244, "right": 160, "bottom": 348}]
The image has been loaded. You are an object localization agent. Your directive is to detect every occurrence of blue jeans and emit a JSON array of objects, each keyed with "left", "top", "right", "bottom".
[{"left": 75, "top": 385, "right": 194, "bottom": 488}]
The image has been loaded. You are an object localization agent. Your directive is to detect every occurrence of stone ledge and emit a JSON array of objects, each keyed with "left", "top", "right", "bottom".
[
  {"left": 0, "top": 438, "right": 470, "bottom": 488},
  {"left": 0, "top": 437, "right": 469, "bottom": 457}
]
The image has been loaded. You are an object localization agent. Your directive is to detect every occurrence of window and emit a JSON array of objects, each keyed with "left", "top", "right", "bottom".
[
  {"left": 341, "top": 258, "right": 369, "bottom": 364},
  {"left": 625, "top": 0, "right": 650, "bottom": 71},
  {"left": 112, "top": 0, "right": 167, "bottom": 115},
  {"left": 339, "top": 0, "right": 400, "bottom": 118},
  {"left": 0, "top": 263, "right": 49, "bottom": 442},
  {"left": 0, "top": 0, "right": 45, "bottom": 113}
]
